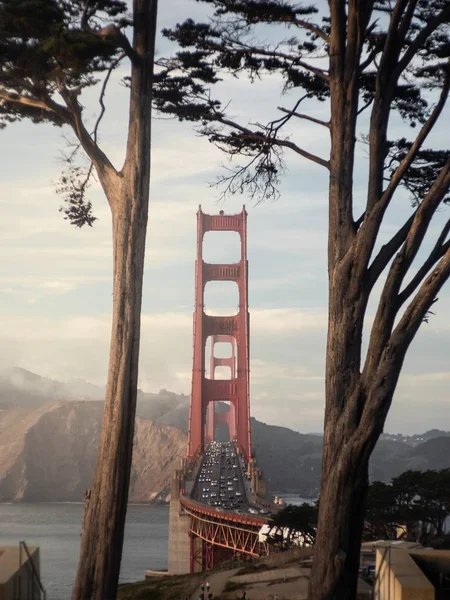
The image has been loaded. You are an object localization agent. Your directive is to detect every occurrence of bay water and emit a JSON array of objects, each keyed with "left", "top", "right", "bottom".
[
  {"left": 0, "top": 495, "right": 313, "bottom": 599},
  {"left": 0, "top": 503, "right": 169, "bottom": 600}
]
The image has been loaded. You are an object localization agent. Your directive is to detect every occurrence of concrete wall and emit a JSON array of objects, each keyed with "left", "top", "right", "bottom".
[
  {"left": 374, "top": 547, "right": 435, "bottom": 600},
  {"left": 410, "top": 549, "right": 450, "bottom": 579},
  {"left": 168, "top": 472, "right": 191, "bottom": 574},
  {"left": 0, "top": 546, "right": 42, "bottom": 600}
]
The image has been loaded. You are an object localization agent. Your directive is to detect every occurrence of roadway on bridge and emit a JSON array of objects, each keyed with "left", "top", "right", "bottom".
[{"left": 192, "top": 441, "right": 267, "bottom": 518}]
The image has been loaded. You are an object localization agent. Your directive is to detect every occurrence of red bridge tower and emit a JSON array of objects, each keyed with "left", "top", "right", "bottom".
[{"left": 187, "top": 207, "right": 251, "bottom": 460}]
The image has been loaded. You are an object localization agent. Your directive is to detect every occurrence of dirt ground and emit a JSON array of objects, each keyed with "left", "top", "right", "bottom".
[
  {"left": 223, "top": 565, "right": 309, "bottom": 600},
  {"left": 191, "top": 564, "right": 373, "bottom": 600}
]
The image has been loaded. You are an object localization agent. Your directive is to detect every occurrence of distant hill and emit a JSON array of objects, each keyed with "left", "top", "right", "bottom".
[
  {"left": 251, "top": 419, "right": 323, "bottom": 494},
  {"left": 380, "top": 429, "right": 450, "bottom": 447},
  {"left": 0, "top": 366, "right": 190, "bottom": 423},
  {"left": 1, "top": 367, "right": 450, "bottom": 500},
  {"left": 250, "top": 421, "right": 450, "bottom": 494},
  {"left": 408, "top": 437, "right": 450, "bottom": 470},
  {"left": 0, "top": 401, "right": 186, "bottom": 502}
]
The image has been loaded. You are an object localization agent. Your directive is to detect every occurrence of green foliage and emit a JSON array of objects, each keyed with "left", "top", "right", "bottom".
[
  {"left": 0, "top": 0, "right": 126, "bottom": 126},
  {"left": 0, "top": 0, "right": 129, "bottom": 225},
  {"left": 154, "top": 0, "right": 450, "bottom": 202},
  {"left": 267, "top": 502, "right": 318, "bottom": 549},
  {"left": 364, "top": 469, "right": 450, "bottom": 545},
  {"left": 387, "top": 139, "right": 450, "bottom": 206},
  {"left": 56, "top": 161, "right": 97, "bottom": 227}
]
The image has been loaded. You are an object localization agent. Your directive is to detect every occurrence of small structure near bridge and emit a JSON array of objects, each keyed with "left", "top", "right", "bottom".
[{"left": 0, "top": 543, "right": 44, "bottom": 600}]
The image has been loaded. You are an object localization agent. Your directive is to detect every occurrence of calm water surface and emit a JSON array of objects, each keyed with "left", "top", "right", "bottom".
[{"left": 0, "top": 503, "right": 169, "bottom": 600}]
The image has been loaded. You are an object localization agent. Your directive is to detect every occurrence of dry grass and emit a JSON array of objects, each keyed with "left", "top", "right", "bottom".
[
  {"left": 118, "top": 572, "right": 202, "bottom": 600},
  {"left": 235, "top": 562, "right": 271, "bottom": 576}
]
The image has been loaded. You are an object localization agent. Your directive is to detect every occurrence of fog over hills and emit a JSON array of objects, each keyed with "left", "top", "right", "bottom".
[
  {"left": 0, "top": 401, "right": 186, "bottom": 502},
  {"left": 1, "top": 368, "right": 449, "bottom": 502}
]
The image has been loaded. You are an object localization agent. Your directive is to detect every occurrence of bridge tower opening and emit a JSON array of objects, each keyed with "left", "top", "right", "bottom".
[
  {"left": 206, "top": 335, "right": 237, "bottom": 444},
  {"left": 187, "top": 206, "right": 251, "bottom": 460},
  {"left": 212, "top": 402, "right": 232, "bottom": 442}
]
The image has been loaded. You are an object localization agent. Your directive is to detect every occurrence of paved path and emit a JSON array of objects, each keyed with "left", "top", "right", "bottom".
[{"left": 190, "top": 568, "right": 240, "bottom": 600}]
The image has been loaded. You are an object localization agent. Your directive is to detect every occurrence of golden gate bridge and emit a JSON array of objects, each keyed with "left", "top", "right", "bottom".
[{"left": 168, "top": 207, "right": 274, "bottom": 573}]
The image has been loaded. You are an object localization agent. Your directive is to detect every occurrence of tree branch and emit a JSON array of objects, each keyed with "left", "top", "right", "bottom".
[
  {"left": 81, "top": 3, "right": 137, "bottom": 64},
  {"left": 277, "top": 105, "right": 330, "bottom": 128},
  {"left": 364, "top": 1, "right": 414, "bottom": 217},
  {"left": 377, "top": 65, "right": 450, "bottom": 214},
  {"left": 392, "top": 248, "right": 450, "bottom": 351},
  {"left": 395, "top": 4, "right": 450, "bottom": 77},
  {"left": 59, "top": 88, "right": 119, "bottom": 195},
  {"left": 0, "top": 91, "right": 71, "bottom": 122},
  {"left": 354, "top": 211, "right": 366, "bottom": 230},
  {"left": 359, "top": 19, "right": 382, "bottom": 73},
  {"left": 93, "top": 53, "right": 126, "bottom": 143},
  {"left": 214, "top": 113, "right": 330, "bottom": 169},
  {"left": 293, "top": 18, "right": 330, "bottom": 43},
  {"left": 358, "top": 248, "right": 450, "bottom": 443},
  {"left": 345, "top": 0, "right": 373, "bottom": 84},
  {"left": 215, "top": 146, "right": 283, "bottom": 201},
  {"left": 278, "top": 137, "right": 330, "bottom": 168},
  {"left": 363, "top": 156, "right": 450, "bottom": 382},
  {"left": 378, "top": 0, "right": 413, "bottom": 74},
  {"left": 268, "top": 94, "right": 309, "bottom": 131},
  {"left": 358, "top": 62, "right": 450, "bottom": 275},
  {"left": 391, "top": 156, "right": 450, "bottom": 277},
  {"left": 204, "top": 38, "right": 329, "bottom": 80},
  {"left": 367, "top": 213, "right": 415, "bottom": 288},
  {"left": 357, "top": 97, "right": 373, "bottom": 115},
  {"left": 398, "top": 219, "right": 450, "bottom": 307}
]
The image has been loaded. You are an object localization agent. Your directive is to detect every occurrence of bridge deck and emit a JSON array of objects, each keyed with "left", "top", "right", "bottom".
[
  {"left": 186, "top": 441, "right": 269, "bottom": 520},
  {"left": 179, "top": 441, "right": 273, "bottom": 565}
]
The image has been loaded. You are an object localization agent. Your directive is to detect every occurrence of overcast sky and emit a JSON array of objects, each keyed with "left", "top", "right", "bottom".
[{"left": 0, "top": 1, "right": 449, "bottom": 435}]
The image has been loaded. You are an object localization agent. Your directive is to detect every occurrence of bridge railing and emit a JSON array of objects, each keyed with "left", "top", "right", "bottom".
[{"left": 180, "top": 493, "right": 268, "bottom": 527}]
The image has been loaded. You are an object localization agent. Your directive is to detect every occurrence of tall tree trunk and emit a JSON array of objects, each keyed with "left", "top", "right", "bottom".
[
  {"left": 72, "top": 1, "right": 157, "bottom": 598},
  {"left": 307, "top": 257, "right": 372, "bottom": 600},
  {"left": 308, "top": 392, "right": 371, "bottom": 600},
  {"left": 308, "top": 425, "right": 371, "bottom": 600},
  {"left": 72, "top": 186, "right": 148, "bottom": 600}
]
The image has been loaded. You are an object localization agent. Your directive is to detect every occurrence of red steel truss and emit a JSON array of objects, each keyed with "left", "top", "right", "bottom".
[
  {"left": 190, "top": 534, "right": 235, "bottom": 572},
  {"left": 188, "top": 207, "right": 252, "bottom": 460},
  {"left": 183, "top": 502, "right": 270, "bottom": 560}
]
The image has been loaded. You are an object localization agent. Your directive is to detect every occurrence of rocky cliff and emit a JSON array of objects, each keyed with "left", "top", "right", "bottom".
[
  {"left": 1, "top": 368, "right": 450, "bottom": 501},
  {"left": 0, "top": 401, "right": 186, "bottom": 502}
]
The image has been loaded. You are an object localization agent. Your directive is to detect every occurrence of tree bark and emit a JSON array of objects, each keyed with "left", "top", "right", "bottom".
[
  {"left": 72, "top": 1, "right": 157, "bottom": 599},
  {"left": 71, "top": 188, "right": 148, "bottom": 600},
  {"left": 308, "top": 5, "right": 374, "bottom": 598},
  {"left": 308, "top": 437, "right": 370, "bottom": 600}
]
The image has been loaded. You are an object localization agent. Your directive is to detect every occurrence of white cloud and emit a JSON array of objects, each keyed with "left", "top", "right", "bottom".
[
  {"left": 252, "top": 308, "right": 327, "bottom": 333},
  {"left": 399, "top": 371, "right": 450, "bottom": 386},
  {"left": 0, "top": 1, "right": 448, "bottom": 436}
]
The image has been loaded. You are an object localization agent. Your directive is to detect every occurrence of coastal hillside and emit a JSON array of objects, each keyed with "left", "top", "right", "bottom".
[
  {"left": 249, "top": 419, "right": 450, "bottom": 493},
  {"left": 1, "top": 368, "right": 450, "bottom": 501},
  {"left": 0, "top": 401, "right": 186, "bottom": 502}
]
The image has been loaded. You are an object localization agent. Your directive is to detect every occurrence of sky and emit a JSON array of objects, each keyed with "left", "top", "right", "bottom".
[{"left": 0, "top": 1, "right": 449, "bottom": 435}]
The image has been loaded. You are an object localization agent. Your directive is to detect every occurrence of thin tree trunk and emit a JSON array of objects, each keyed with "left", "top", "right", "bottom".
[
  {"left": 72, "top": 1, "right": 157, "bottom": 598},
  {"left": 71, "top": 185, "right": 149, "bottom": 600}
]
